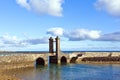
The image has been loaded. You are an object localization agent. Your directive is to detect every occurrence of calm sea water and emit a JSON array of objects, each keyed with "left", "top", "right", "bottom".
[{"left": 13, "top": 63, "right": 120, "bottom": 80}]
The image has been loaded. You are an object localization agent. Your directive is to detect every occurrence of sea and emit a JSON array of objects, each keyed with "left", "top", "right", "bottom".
[{"left": 12, "top": 63, "right": 120, "bottom": 80}]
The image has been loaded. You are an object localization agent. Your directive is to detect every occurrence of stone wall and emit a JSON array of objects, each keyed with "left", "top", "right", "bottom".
[
  {"left": 0, "top": 52, "right": 49, "bottom": 70},
  {"left": 70, "top": 52, "right": 120, "bottom": 58},
  {"left": 70, "top": 52, "right": 120, "bottom": 63},
  {"left": 0, "top": 51, "right": 120, "bottom": 70}
]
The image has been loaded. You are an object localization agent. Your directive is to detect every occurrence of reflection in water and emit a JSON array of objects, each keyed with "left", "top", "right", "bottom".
[
  {"left": 49, "top": 64, "right": 61, "bottom": 80},
  {"left": 6, "top": 64, "right": 120, "bottom": 80}
]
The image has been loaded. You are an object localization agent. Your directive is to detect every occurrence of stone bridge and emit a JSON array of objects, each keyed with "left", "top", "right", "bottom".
[
  {"left": 1, "top": 51, "right": 120, "bottom": 70},
  {"left": 1, "top": 36, "right": 120, "bottom": 69},
  {"left": 0, "top": 51, "right": 72, "bottom": 70},
  {"left": 0, "top": 36, "right": 72, "bottom": 69}
]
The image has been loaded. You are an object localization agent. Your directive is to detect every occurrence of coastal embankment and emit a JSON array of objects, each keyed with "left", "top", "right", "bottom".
[{"left": 70, "top": 52, "right": 120, "bottom": 63}]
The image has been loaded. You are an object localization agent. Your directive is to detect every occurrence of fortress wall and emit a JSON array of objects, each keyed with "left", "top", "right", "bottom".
[
  {"left": 83, "top": 52, "right": 110, "bottom": 57},
  {"left": 0, "top": 54, "right": 33, "bottom": 64},
  {"left": 70, "top": 52, "right": 120, "bottom": 58},
  {"left": 0, "top": 51, "right": 120, "bottom": 70},
  {"left": 0, "top": 53, "right": 49, "bottom": 70},
  {"left": 70, "top": 52, "right": 120, "bottom": 63},
  {"left": 0, "top": 52, "right": 49, "bottom": 63},
  {"left": 0, "top": 54, "right": 34, "bottom": 70},
  {"left": 112, "top": 52, "right": 120, "bottom": 57},
  {"left": 83, "top": 52, "right": 120, "bottom": 57}
]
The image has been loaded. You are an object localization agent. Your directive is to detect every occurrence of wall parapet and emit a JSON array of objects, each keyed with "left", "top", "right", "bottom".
[{"left": 0, "top": 51, "right": 120, "bottom": 69}]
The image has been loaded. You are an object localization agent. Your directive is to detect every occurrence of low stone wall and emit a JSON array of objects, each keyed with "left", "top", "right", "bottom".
[
  {"left": 70, "top": 52, "right": 120, "bottom": 58},
  {"left": 81, "top": 57, "right": 120, "bottom": 62},
  {"left": 0, "top": 51, "right": 120, "bottom": 70},
  {"left": 0, "top": 53, "right": 49, "bottom": 70},
  {"left": 0, "top": 54, "right": 33, "bottom": 63},
  {"left": 70, "top": 52, "right": 120, "bottom": 63}
]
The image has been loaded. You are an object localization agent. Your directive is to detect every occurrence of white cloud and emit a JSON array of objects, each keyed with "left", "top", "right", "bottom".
[
  {"left": 16, "top": 0, "right": 31, "bottom": 10},
  {"left": 46, "top": 27, "right": 120, "bottom": 41},
  {"left": 0, "top": 33, "right": 25, "bottom": 47},
  {"left": 22, "top": 37, "right": 48, "bottom": 45},
  {"left": 64, "top": 28, "right": 120, "bottom": 41},
  {"left": 16, "top": 0, "right": 63, "bottom": 17},
  {"left": 1, "top": 33, "right": 19, "bottom": 44},
  {"left": 65, "top": 29, "right": 101, "bottom": 41},
  {"left": 88, "top": 30, "right": 101, "bottom": 39},
  {"left": 97, "top": 31, "right": 120, "bottom": 41},
  {"left": 95, "top": 0, "right": 120, "bottom": 17},
  {"left": 0, "top": 34, "right": 48, "bottom": 48},
  {"left": 47, "top": 27, "right": 64, "bottom": 36},
  {"left": 1, "top": 29, "right": 120, "bottom": 50}
]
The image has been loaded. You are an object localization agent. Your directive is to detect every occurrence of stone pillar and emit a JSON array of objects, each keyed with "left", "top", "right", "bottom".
[
  {"left": 55, "top": 36, "right": 60, "bottom": 58},
  {"left": 49, "top": 37, "right": 54, "bottom": 53},
  {"left": 49, "top": 36, "right": 60, "bottom": 64}
]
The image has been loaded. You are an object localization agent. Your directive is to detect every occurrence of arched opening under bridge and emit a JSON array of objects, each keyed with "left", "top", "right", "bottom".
[
  {"left": 61, "top": 56, "right": 67, "bottom": 64},
  {"left": 36, "top": 57, "right": 45, "bottom": 66},
  {"left": 70, "top": 57, "right": 77, "bottom": 63}
]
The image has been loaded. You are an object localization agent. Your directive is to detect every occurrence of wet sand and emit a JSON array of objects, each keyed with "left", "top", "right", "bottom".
[
  {"left": 0, "top": 69, "right": 20, "bottom": 80},
  {"left": 0, "top": 62, "right": 34, "bottom": 80},
  {"left": 0, "top": 66, "right": 35, "bottom": 80}
]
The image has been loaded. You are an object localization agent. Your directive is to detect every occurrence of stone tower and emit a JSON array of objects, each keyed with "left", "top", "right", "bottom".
[
  {"left": 49, "top": 36, "right": 60, "bottom": 64},
  {"left": 49, "top": 37, "right": 54, "bottom": 53},
  {"left": 55, "top": 36, "right": 60, "bottom": 58}
]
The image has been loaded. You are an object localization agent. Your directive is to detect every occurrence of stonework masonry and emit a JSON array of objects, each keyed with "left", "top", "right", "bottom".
[
  {"left": 0, "top": 51, "right": 120, "bottom": 70},
  {"left": 0, "top": 52, "right": 50, "bottom": 69}
]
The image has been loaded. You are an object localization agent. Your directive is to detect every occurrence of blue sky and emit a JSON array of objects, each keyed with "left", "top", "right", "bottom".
[{"left": 0, "top": 0, "right": 120, "bottom": 51}]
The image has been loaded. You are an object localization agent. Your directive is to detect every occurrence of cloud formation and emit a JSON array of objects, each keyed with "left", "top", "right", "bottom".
[
  {"left": 1, "top": 28, "right": 120, "bottom": 48},
  {"left": 0, "top": 34, "right": 48, "bottom": 48},
  {"left": 97, "top": 31, "right": 120, "bottom": 41},
  {"left": 16, "top": 0, "right": 63, "bottom": 16},
  {"left": 0, "top": 34, "right": 26, "bottom": 47},
  {"left": 16, "top": 0, "right": 31, "bottom": 10},
  {"left": 47, "top": 28, "right": 101, "bottom": 41},
  {"left": 23, "top": 37, "right": 48, "bottom": 45},
  {"left": 47, "top": 27, "right": 64, "bottom": 36},
  {"left": 95, "top": 0, "right": 120, "bottom": 17},
  {"left": 47, "top": 27, "right": 120, "bottom": 41},
  {"left": 65, "top": 29, "right": 101, "bottom": 41}
]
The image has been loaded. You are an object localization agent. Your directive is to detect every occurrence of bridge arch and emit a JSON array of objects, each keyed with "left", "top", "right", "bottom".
[
  {"left": 70, "top": 57, "right": 77, "bottom": 63},
  {"left": 36, "top": 57, "right": 45, "bottom": 66},
  {"left": 60, "top": 56, "right": 67, "bottom": 64}
]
